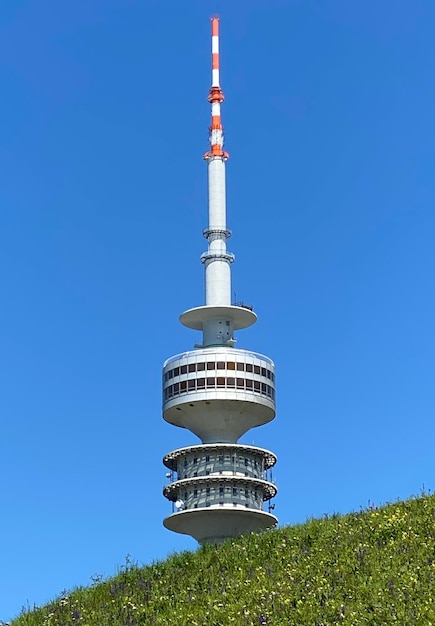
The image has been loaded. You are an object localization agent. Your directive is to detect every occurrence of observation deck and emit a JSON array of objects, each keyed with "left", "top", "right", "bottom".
[
  {"left": 162, "top": 443, "right": 277, "bottom": 544},
  {"left": 180, "top": 304, "right": 257, "bottom": 333},
  {"left": 162, "top": 348, "right": 276, "bottom": 443}
]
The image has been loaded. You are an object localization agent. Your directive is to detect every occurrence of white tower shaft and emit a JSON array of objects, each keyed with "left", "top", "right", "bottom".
[{"left": 204, "top": 158, "right": 232, "bottom": 306}]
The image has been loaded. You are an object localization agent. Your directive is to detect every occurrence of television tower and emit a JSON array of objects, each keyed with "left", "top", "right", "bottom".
[{"left": 162, "top": 17, "right": 277, "bottom": 544}]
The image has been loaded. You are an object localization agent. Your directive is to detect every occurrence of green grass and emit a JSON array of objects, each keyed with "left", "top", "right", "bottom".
[{"left": 12, "top": 494, "right": 435, "bottom": 625}]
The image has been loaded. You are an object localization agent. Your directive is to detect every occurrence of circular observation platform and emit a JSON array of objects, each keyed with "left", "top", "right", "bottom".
[
  {"left": 163, "top": 508, "right": 278, "bottom": 545},
  {"left": 180, "top": 304, "right": 257, "bottom": 331},
  {"left": 163, "top": 475, "right": 277, "bottom": 504},
  {"left": 162, "top": 348, "right": 276, "bottom": 443},
  {"left": 163, "top": 443, "right": 277, "bottom": 474}
]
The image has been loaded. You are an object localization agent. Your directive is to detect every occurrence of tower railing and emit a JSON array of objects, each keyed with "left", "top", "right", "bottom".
[{"left": 163, "top": 348, "right": 274, "bottom": 368}]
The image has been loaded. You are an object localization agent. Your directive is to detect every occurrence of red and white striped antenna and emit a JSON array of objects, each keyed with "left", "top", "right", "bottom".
[{"left": 205, "top": 17, "right": 228, "bottom": 160}]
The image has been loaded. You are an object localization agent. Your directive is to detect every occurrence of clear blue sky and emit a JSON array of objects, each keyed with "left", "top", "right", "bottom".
[{"left": 1, "top": 0, "right": 434, "bottom": 620}]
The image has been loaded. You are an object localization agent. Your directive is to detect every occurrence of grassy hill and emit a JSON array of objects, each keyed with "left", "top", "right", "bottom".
[{"left": 12, "top": 494, "right": 435, "bottom": 625}]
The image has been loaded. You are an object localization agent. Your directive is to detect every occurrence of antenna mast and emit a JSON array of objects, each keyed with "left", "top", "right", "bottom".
[
  {"left": 204, "top": 17, "right": 228, "bottom": 161},
  {"left": 201, "top": 16, "right": 233, "bottom": 311}
]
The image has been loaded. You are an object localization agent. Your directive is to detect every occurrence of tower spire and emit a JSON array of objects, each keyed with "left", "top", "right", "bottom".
[
  {"left": 205, "top": 17, "right": 228, "bottom": 160},
  {"left": 200, "top": 16, "right": 234, "bottom": 314},
  {"left": 161, "top": 17, "right": 278, "bottom": 545}
]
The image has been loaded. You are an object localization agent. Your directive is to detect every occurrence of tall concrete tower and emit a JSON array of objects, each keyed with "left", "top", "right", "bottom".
[{"left": 162, "top": 17, "right": 277, "bottom": 545}]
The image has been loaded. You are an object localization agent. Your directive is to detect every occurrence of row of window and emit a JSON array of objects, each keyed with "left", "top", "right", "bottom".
[
  {"left": 183, "top": 487, "right": 261, "bottom": 500},
  {"left": 179, "top": 470, "right": 253, "bottom": 479},
  {"left": 164, "top": 361, "right": 275, "bottom": 382},
  {"left": 182, "top": 455, "right": 262, "bottom": 468},
  {"left": 163, "top": 377, "right": 275, "bottom": 401},
  {"left": 188, "top": 502, "right": 253, "bottom": 509}
]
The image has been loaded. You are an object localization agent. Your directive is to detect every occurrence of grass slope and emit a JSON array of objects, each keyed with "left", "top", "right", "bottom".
[{"left": 12, "top": 494, "right": 435, "bottom": 625}]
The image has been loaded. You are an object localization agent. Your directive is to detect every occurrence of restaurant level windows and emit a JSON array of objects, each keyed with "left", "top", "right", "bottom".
[
  {"left": 217, "top": 361, "right": 225, "bottom": 370},
  {"left": 246, "top": 363, "right": 253, "bottom": 373},
  {"left": 254, "top": 365, "right": 261, "bottom": 375},
  {"left": 180, "top": 365, "right": 187, "bottom": 375},
  {"left": 174, "top": 367, "right": 180, "bottom": 376},
  {"left": 188, "top": 363, "right": 196, "bottom": 373},
  {"left": 207, "top": 362, "right": 215, "bottom": 371},
  {"left": 164, "top": 367, "right": 275, "bottom": 401},
  {"left": 227, "top": 361, "right": 235, "bottom": 370},
  {"left": 183, "top": 375, "right": 276, "bottom": 399},
  {"left": 205, "top": 455, "right": 210, "bottom": 462},
  {"left": 168, "top": 370, "right": 173, "bottom": 379},
  {"left": 197, "top": 362, "right": 205, "bottom": 371},
  {"left": 261, "top": 367, "right": 267, "bottom": 377},
  {"left": 236, "top": 362, "right": 244, "bottom": 371}
]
